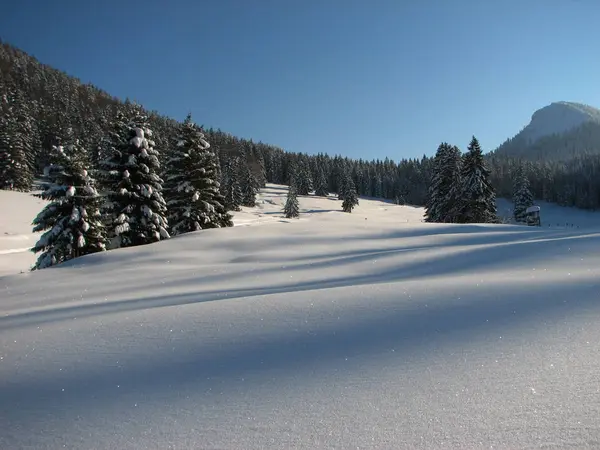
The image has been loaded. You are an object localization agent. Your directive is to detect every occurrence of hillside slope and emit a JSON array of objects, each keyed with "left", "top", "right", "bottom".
[
  {"left": 2, "top": 185, "right": 600, "bottom": 449},
  {"left": 492, "top": 102, "right": 600, "bottom": 161},
  {"left": 0, "top": 190, "right": 46, "bottom": 276}
]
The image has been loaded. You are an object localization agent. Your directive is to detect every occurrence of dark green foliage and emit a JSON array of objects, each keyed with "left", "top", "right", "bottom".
[
  {"left": 341, "top": 172, "right": 359, "bottom": 213},
  {"left": 283, "top": 185, "right": 299, "bottom": 218},
  {"left": 165, "top": 114, "right": 232, "bottom": 234},
  {"left": 31, "top": 142, "right": 107, "bottom": 269},
  {"left": 512, "top": 164, "right": 533, "bottom": 222},
  {"left": 295, "top": 157, "right": 313, "bottom": 196},
  {"left": 241, "top": 164, "right": 259, "bottom": 207},
  {"left": 314, "top": 166, "right": 329, "bottom": 197},
  {"left": 99, "top": 107, "right": 169, "bottom": 248},
  {"left": 0, "top": 89, "right": 34, "bottom": 190},
  {"left": 456, "top": 136, "right": 497, "bottom": 223},
  {"left": 221, "top": 157, "right": 243, "bottom": 211},
  {"left": 425, "top": 143, "right": 462, "bottom": 223}
]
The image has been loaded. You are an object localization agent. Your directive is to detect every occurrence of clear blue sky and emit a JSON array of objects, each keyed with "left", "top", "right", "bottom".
[{"left": 2, "top": 0, "right": 599, "bottom": 160}]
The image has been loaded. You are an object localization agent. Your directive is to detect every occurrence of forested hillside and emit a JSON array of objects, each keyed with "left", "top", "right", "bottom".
[
  {"left": 3, "top": 37, "right": 600, "bottom": 248},
  {"left": 0, "top": 41, "right": 432, "bottom": 207}
]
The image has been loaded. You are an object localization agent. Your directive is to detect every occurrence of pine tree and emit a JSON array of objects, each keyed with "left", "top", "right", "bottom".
[
  {"left": 31, "top": 142, "right": 107, "bottom": 270},
  {"left": 99, "top": 108, "right": 170, "bottom": 248},
  {"left": 283, "top": 184, "right": 300, "bottom": 218},
  {"left": 341, "top": 172, "right": 359, "bottom": 213},
  {"left": 425, "top": 143, "right": 462, "bottom": 222},
  {"left": 295, "top": 158, "right": 313, "bottom": 196},
  {"left": 513, "top": 164, "right": 533, "bottom": 222},
  {"left": 221, "top": 157, "right": 243, "bottom": 211},
  {"left": 456, "top": 136, "right": 497, "bottom": 223},
  {"left": 0, "top": 89, "right": 34, "bottom": 191},
  {"left": 241, "top": 164, "right": 258, "bottom": 207},
  {"left": 165, "top": 114, "right": 232, "bottom": 234},
  {"left": 314, "top": 166, "right": 329, "bottom": 197}
]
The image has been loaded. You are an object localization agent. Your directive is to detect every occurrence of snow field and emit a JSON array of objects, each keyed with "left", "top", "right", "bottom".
[{"left": 2, "top": 185, "right": 600, "bottom": 448}]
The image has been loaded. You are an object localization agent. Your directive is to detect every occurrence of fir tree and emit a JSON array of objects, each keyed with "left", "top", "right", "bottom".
[
  {"left": 0, "top": 89, "right": 34, "bottom": 191},
  {"left": 241, "top": 164, "right": 258, "bottom": 207},
  {"left": 295, "top": 158, "right": 313, "bottom": 196},
  {"left": 341, "top": 172, "right": 359, "bottom": 213},
  {"left": 512, "top": 164, "right": 533, "bottom": 222},
  {"left": 165, "top": 114, "right": 233, "bottom": 235},
  {"left": 456, "top": 136, "right": 497, "bottom": 223},
  {"left": 283, "top": 184, "right": 300, "bottom": 218},
  {"left": 99, "top": 108, "right": 170, "bottom": 248},
  {"left": 425, "top": 143, "right": 462, "bottom": 223},
  {"left": 314, "top": 165, "right": 329, "bottom": 197},
  {"left": 221, "top": 157, "right": 243, "bottom": 211},
  {"left": 31, "top": 142, "right": 107, "bottom": 270}
]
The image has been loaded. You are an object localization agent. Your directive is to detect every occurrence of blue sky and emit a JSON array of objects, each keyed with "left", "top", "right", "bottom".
[{"left": 2, "top": 0, "right": 599, "bottom": 160}]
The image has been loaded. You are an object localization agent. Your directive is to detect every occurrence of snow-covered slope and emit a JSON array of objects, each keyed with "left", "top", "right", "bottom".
[
  {"left": 0, "top": 189, "right": 46, "bottom": 276},
  {"left": 2, "top": 185, "right": 600, "bottom": 449}
]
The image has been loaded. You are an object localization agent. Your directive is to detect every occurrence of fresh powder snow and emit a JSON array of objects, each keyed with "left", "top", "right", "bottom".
[{"left": 1, "top": 184, "right": 600, "bottom": 449}]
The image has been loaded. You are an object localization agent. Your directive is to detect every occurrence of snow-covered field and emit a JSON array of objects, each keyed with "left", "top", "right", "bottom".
[
  {"left": 0, "top": 189, "right": 46, "bottom": 277},
  {"left": 2, "top": 185, "right": 600, "bottom": 449}
]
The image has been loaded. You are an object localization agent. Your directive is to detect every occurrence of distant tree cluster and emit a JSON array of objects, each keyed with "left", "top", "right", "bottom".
[
  {"left": 425, "top": 137, "right": 498, "bottom": 224},
  {"left": 488, "top": 121, "right": 600, "bottom": 210}
]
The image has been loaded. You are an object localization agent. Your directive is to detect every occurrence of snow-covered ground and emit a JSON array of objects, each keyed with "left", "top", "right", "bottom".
[
  {"left": 2, "top": 185, "right": 600, "bottom": 449},
  {"left": 0, "top": 189, "right": 46, "bottom": 277}
]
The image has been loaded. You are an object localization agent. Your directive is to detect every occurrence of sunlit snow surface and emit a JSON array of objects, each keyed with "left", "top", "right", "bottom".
[{"left": 2, "top": 185, "right": 600, "bottom": 449}]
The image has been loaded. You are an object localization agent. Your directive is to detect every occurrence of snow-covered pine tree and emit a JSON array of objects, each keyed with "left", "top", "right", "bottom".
[
  {"left": 0, "top": 89, "right": 34, "bottom": 191},
  {"left": 295, "top": 158, "right": 313, "bottom": 196},
  {"left": 373, "top": 174, "right": 383, "bottom": 199},
  {"left": 456, "top": 136, "right": 497, "bottom": 223},
  {"left": 283, "top": 184, "right": 300, "bottom": 218},
  {"left": 99, "top": 107, "right": 170, "bottom": 248},
  {"left": 337, "top": 167, "right": 347, "bottom": 200},
  {"left": 221, "top": 157, "right": 243, "bottom": 211},
  {"left": 164, "top": 114, "right": 232, "bottom": 234},
  {"left": 241, "top": 164, "right": 258, "bottom": 207},
  {"left": 31, "top": 142, "right": 107, "bottom": 270},
  {"left": 512, "top": 164, "right": 533, "bottom": 223},
  {"left": 341, "top": 172, "right": 359, "bottom": 213},
  {"left": 425, "top": 143, "right": 462, "bottom": 223},
  {"left": 314, "top": 165, "right": 329, "bottom": 197}
]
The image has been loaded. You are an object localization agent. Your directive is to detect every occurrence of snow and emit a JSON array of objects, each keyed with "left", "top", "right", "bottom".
[
  {"left": 526, "top": 205, "right": 541, "bottom": 213},
  {"left": 0, "top": 189, "right": 47, "bottom": 275},
  {"left": 2, "top": 184, "right": 600, "bottom": 448}
]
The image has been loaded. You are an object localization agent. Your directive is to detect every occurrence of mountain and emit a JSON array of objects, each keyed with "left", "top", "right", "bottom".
[{"left": 491, "top": 101, "right": 600, "bottom": 161}]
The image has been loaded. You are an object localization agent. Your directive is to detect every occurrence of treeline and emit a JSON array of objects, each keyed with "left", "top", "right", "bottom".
[
  {"left": 0, "top": 40, "right": 436, "bottom": 269},
  {"left": 3, "top": 38, "right": 600, "bottom": 269},
  {"left": 488, "top": 121, "right": 600, "bottom": 210},
  {"left": 0, "top": 41, "right": 434, "bottom": 208}
]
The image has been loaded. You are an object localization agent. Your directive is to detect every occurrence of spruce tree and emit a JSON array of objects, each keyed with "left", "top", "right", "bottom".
[
  {"left": 425, "top": 143, "right": 462, "bottom": 223},
  {"left": 0, "top": 89, "right": 34, "bottom": 191},
  {"left": 295, "top": 158, "right": 313, "bottom": 196},
  {"left": 341, "top": 172, "right": 359, "bottom": 213},
  {"left": 241, "top": 164, "right": 258, "bottom": 207},
  {"left": 221, "top": 157, "right": 243, "bottom": 211},
  {"left": 456, "top": 136, "right": 497, "bottom": 223},
  {"left": 31, "top": 142, "right": 107, "bottom": 270},
  {"left": 99, "top": 108, "right": 170, "bottom": 248},
  {"left": 164, "top": 114, "right": 232, "bottom": 234},
  {"left": 513, "top": 164, "right": 533, "bottom": 222},
  {"left": 283, "top": 184, "right": 300, "bottom": 218},
  {"left": 314, "top": 166, "right": 329, "bottom": 197}
]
